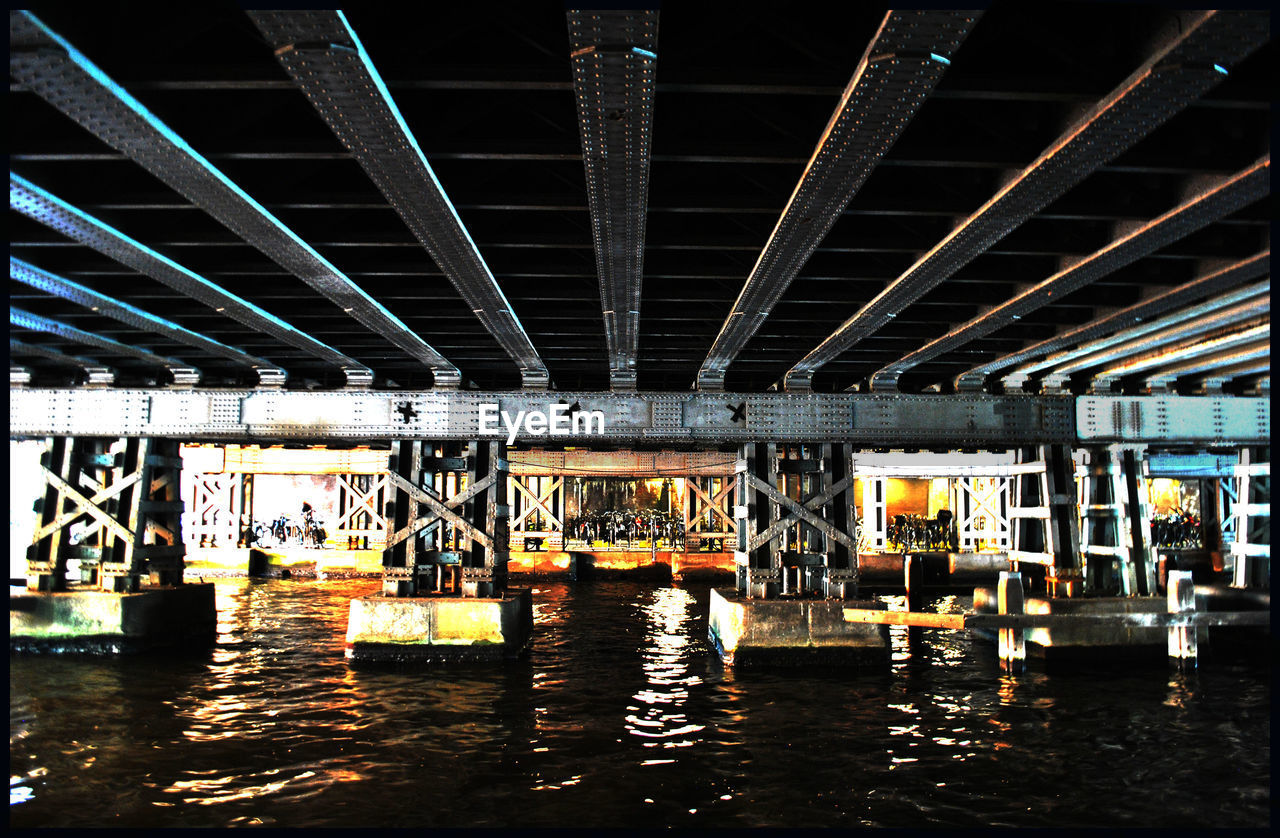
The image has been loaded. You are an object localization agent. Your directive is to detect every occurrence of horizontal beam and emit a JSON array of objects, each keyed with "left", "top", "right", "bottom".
[
  {"left": 9, "top": 11, "right": 461, "bottom": 388},
  {"left": 782, "top": 10, "right": 1269, "bottom": 392},
  {"left": 954, "top": 251, "right": 1270, "bottom": 393},
  {"left": 249, "top": 10, "right": 547, "bottom": 389},
  {"left": 842, "top": 608, "right": 1270, "bottom": 630},
  {"left": 10, "top": 258, "right": 286, "bottom": 385},
  {"left": 568, "top": 9, "right": 659, "bottom": 391},
  {"left": 7, "top": 389, "right": 1268, "bottom": 446},
  {"left": 872, "top": 157, "right": 1271, "bottom": 391},
  {"left": 9, "top": 173, "right": 371, "bottom": 385},
  {"left": 695, "top": 9, "right": 979, "bottom": 390},
  {"left": 10, "top": 308, "right": 199, "bottom": 384},
  {"left": 10, "top": 388, "right": 1080, "bottom": 446}
]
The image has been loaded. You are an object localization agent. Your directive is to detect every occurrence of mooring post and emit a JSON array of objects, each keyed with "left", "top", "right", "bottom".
[
  {"left": 998, "top": 570, "right": 1025, "bottom": 673},
  {"left": 1166, "top": 569, "right": 1197, "bottom": 668},
  {"left": 904, "top": 553, "right": 924, "bottom": 612}
]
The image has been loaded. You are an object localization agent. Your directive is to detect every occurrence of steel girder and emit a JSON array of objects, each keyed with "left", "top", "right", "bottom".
[
  {"left": 1086, "top": 324, "right": 1270, "bottom": 394},
  {"left": 1076, "top": 395, "right": 1269, "bottom": 444},
  {"left": 9, "top": 174, "right": 369, "bottom": 385},
  {"left": 248, "top": 11, "right": 548, "bottom": 389},
  {"left": 9, "top": 388, "right": 1076, "bottom": 447},
  {"left": 1013, "top": 283, "right": 1269, "bottom": 392},
  {"left": 10, "top": 258, "right": 286, "bottom": 385},
  {"left": 10, "top": 308, "right": 200, "bottom": 384},
  {"left": 953, "top": 251, "right": 1271, "bottom": 393},
  {"left": 1144, "top": 345, "right": 1270, "bottom": 394},
  {"left": 871, "top": 157, "right": 1271, "bottom": 392},
  {"left": 694, "top": 10, "right": 979, "bottom": 391},
  {"left": 781, "top": 10, "right": 1270, "bottom": 393},
  {"left": 9, "top": 339, "right": 115, "bottom": 385},
  {"left": 9, "top": 11, "right": 461, "bottom": 389},
  {"left": 567, "top": 10, "right": 659, "bottom": 391}
]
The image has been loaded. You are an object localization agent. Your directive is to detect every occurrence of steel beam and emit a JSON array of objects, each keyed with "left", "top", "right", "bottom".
[
  {"left": 248, "top": 11, "right": 547, "bottom": 389},
  {"left": 1023, "top": 285, "right": 1269, "bottom": 393},
  {"left": 10, "top": 174, "right": 370, "bottom": 386},
  {"left": 781, "top": 10, "right": 1269, "bottom": 392},
  {"left": 1145, "top": 346, "right": 1269, "bottom": 394},
  {"left": 9, "top": 11, "right": 461, "bottom": 389},
  {"left": 954, "top": 251, "right": 1270, "bottom": 393},
  {"left": 9, "top": 388, "right": 1077, "bottom": 447},
  {"left": 1077, "top": 395, "right": 1270, "bottom": 444},
  {"left": 871, "top": 158, "right": 1271, "bottom": 391},
  {"left": 566, "top": 10, "right": 659, "bottom": 391},
  {"left": 10, "top": 308, "right": 200, "bottom": 384},
  {"left": 1087, "top": 324, "right": 1269, "bottom": 393},
  {"left": 10, "top": 258, "right": 286, "bottom": 386},
  {"left": 9, "top": 339, "right": 115, "bottom": 385},
  {"left": 694, "top": 10, "right": 978, "bottom": 391}
]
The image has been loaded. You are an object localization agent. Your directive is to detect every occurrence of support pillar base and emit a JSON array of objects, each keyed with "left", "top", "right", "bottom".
[
  {"left": 344, "top": 589, "right": 533, "bottom": 663},
  {"left": 9, "top": 584, "right": 216, "bottom": 654},
  {"left": 707, "top": 588, "right": 889, "bottom": 666}
]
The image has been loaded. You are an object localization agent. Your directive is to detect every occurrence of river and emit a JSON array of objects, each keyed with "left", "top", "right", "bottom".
[{"left": 9, "top": 578, "right": 1270, "bottom": 828}]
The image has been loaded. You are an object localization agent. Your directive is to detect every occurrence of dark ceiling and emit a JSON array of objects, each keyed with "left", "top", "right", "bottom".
[{"left": 8, "top": 3, "right": 1272, "bottom": 394}]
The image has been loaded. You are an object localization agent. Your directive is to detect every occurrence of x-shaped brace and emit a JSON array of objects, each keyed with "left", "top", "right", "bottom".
[
  {"left": 34, "top": 465, "right": 139, "bottom": 546},
  {"left": 384, "top": 471, "right": 496, "bottom": 550},
  {"left": 511, "top": 477, "right": 563, "bottom": 529},
  {"left": 333, "top": 474, "right": 388, "bottom": 530},
  {"left": 747, "top": 472, "right": 856, "bottom": 553},
  {"left": 686, "top": 479, "right": 737, "bottom": 534}
]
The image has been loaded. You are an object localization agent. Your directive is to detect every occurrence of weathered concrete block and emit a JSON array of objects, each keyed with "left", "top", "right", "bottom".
[
  {"left": 707, "top": 587, "right": 889, "bottom": 666},
  {"left": 10, "top": 584, "right": 217, "bottom": 654},
  {"left": 973, "top": 588, "right": 1169, "bottom": 657},
  {"left": 345, "top": 588, "right": 533, "bottom": 663}
]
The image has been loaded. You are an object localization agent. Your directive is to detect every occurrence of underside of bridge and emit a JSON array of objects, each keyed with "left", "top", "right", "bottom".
[{"left": 9, "top": 5, "right": 1271, "bottom": 667}]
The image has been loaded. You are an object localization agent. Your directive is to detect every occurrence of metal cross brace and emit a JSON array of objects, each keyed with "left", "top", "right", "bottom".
[{"left": 746, "top": 472, "right": 856, "bottom": 553}]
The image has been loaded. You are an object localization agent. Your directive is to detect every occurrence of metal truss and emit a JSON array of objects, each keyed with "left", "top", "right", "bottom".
[
  {"left": 248, "top": 11, "right": 547, "bottom": 389},
  {"left": 10, "top": 11, "right": 462, "bottom": 389},
  {"left": 567, "top": 10, "right": 659, "bottom": 391},
  {"left": 10, "top": 307, "right": 200, "bottom": 385},
  {"left": 954, "top": 251, "right": 1270, "bottom": 393},
  {"left": 871, "top": 157, "right": 1271, "bottom": 391},
  {"left": 1029, "top": 286, "right": 1269, "bottom": 392},
  {"left": 10, "top": 174, "right": 368, "bottom": 385},
  {"left": 695, "top": 10, "right": 979, "bottom": 391},
  {"left": 9, "top": 339, "right": 115, "bottom": 385},
  {"left": 781, "top": 10, "right": 1270, "bottom": 392},
  {"left": 11, "top": 258, "right": 286, "bottom": 385}
]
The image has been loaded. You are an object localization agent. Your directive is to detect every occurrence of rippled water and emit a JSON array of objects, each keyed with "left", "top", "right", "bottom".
[{"left": 10, "top": 579, "right": 1270, "bottom": 828}]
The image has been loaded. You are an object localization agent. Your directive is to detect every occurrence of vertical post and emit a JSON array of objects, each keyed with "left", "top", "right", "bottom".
[
  {"left": 1166, "top": 569, "right": 1197, "bottom": 667},
  {"left": 27, "top": 437, "right": 75, "bottom": 591},
  {"left": 1122, "top": 448, "right": 1157, "bottom": 596},
  {"left": 383, "top": 440, "right": 419, "bottom": 596},
  {"left": 997, "top": 570, "right": 1025, "bottom": 673},
  {"left": 904, "top": 553, "right": 924, "bottom": 612}
]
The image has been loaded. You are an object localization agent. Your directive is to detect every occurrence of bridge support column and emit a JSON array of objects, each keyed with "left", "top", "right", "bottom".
[
  {"left": 345, "top": 439, "right": 530, "bottom": 662},
  {"left": 1230, "top": 446, "right": 1270, "bottom": 589},
  {"left": 711, "top": 442, "right": 885, "bottom": 665},
  {"left": 1078, "top": 445, "right": 1155, "bottom": 596},
  {"left": 11, "top": 436, "right": 215, "bottom": 654},
  {"left": 1010, "top": 445, "right": 1081, "bottom": 597}
]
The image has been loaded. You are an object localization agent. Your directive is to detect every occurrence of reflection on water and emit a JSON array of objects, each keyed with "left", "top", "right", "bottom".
[{"left": 9, "top": 578, "right": 1271, "bottom": 828}]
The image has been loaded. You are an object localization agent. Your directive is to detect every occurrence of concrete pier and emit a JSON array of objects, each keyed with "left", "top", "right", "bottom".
[
  {"left": 973, "top": 587, "right": 1175, "bottom": 660},
  {"left": 707, "top": 587, "right": 890, "bottom": 666},
  {"left": 344, "top": 589, "right": 533, "bottom": 663},
  {"left": 10, "top": 584, "right": 217, "bottom": 654}
]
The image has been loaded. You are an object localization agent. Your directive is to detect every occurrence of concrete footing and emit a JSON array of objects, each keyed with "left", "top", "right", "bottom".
[
  {"left": 344, "top": 588, "right": 533, "bottom": 663},
  {"left": 973, "top": 588, "right": 1178, "bottom": 660},
  {"left": 707, "top": 587, "right": 890, "bottom": 666},
  {"left": 10, "top": 583, "right": 217, "bottom": 654}
]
